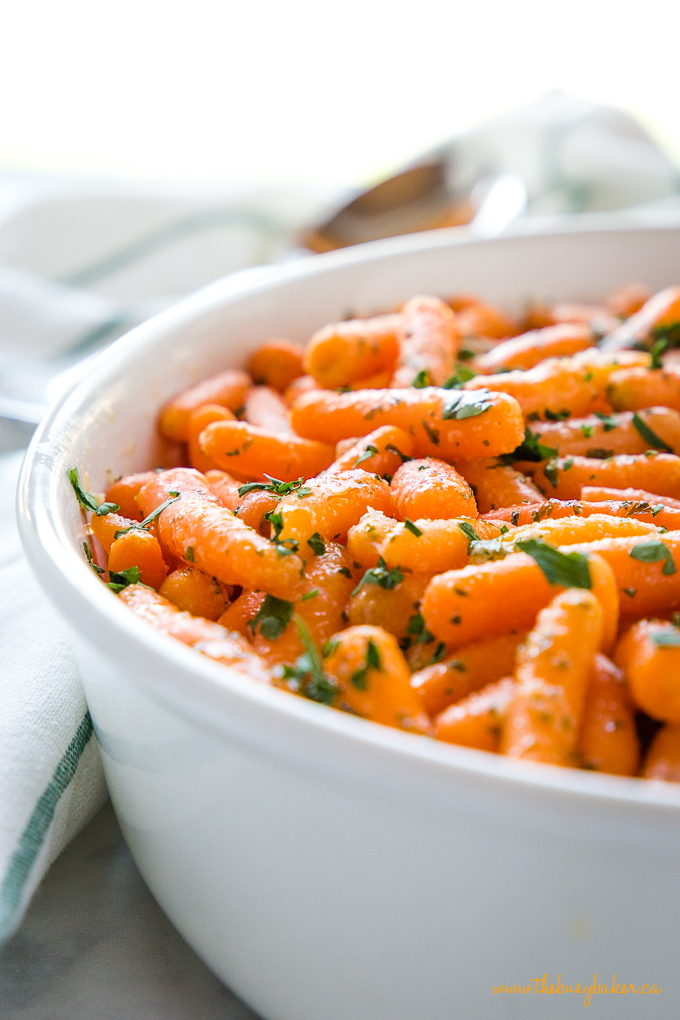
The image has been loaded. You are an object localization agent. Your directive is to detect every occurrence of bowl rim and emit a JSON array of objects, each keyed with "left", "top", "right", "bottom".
[{"left": 18, "top": 215, "right": 680, "bottom": 815}]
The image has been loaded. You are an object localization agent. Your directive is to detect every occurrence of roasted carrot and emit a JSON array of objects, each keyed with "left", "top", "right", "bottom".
[
  {"left": 641, "top": 723, "right": 680, "bottom": 781},
  {"left": 244, "top": 385, "right": 295, "bottom": 435},
  {"left": 391, "top": 295, "right": 460, "bottom": 388},
  {"left": 529, "top": 453, "right": 680, "bottom": 501},
  {"left": 501, "top": 589, "right": 604, "bottom": 765},
  {"left": 411, "top": 632, "right": 524, "bottom": 717},
  {"left": 187, "top": 404, "right": 236, "bottom": 474},
  {"left": 607, "top": 364, "right": 680, "bottom": 413},
  {"left": 323, "top": 625, "right": 431, "bottom": 733},
  {"left": 476, "top": 323, "right": 594, "bottom": 374},
  {"left": 137, "top": 468, "right": 305, "bottom": 599},
  {"left": 199, "top": 419, "right": 335, "bottom": 483},
  {"left": 346, "top": 509, "right": 398, "bottom": 569},
  {"left": 291, "top": 385, "right": 525, "bottom": 460},
  {"left": 614, "top": 619, "right": 680, "bottom": 721},
  {"left": 105, "top": 471, "right": 157, "bottom": 521},
  {"left": 434, "top": 678, "right": 516, "bottom": 751},
  {"left": 108, "top": 529, "right": 167, "bottom": 589},
  {"left": 527, "top": 407, "right": 680, "bottom": 458},
  {"left": 120, "top": 584, "right": 270, "bottom": 682},
  {"left": 600, "top": 285, "right": 680, "bottom": 351},
  {"left": 577, "top": 653, "right": 639, "bottom": 775},
  {"left": 159, "top": 369, "right": 251, "bottom": 442},
  {"left": 159, "top": 565, "right": 231, "bottom": 620},
  {"left": 248, "top": 339, "right": 304, "bottom": 392},
  {"left": 304, "top": 314, "right": 401, "bottom": 389},
  {"left": 276, "top": 469, "right": 393, "bottom": 548},
  {"left": 390, "top": 458, "right": 477, "bottom": 520},
  {"left": 324, "top": 425, "right": 413, "bottom": 477},
  {"left": 456, "top": 459, "right": 541, "bottom": 513}
]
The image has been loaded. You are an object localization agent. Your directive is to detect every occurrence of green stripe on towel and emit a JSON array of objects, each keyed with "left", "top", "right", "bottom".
[{"left": 0, "top": 711, "right": 94, "bottom": 938}]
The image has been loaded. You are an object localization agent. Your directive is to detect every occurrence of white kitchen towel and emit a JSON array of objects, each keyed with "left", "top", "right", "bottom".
[{"left": 1, "top": 90, "right": 679, "bottom": 944}]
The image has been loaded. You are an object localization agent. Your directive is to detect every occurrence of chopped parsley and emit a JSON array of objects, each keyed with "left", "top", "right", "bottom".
[
  {"left": 82, "top": 541, "right": 104, "bottom": 576},
  {"left": 385, "top": 443, "right": 412, "bottom": 463},
  {"left": 412, "top": 369, "right": 432, "bottom": 388},
  {"left": 458, "top": 520, "right": 481, "bottom": 550},
  {"left": 265, "top": 510, "right": 299, "bottom": 556},
  {"left": 307, "top": 532, "right": 326, "bottom": 556},
  {"left": 543, "top": 458, "right": 560, "bottom": 488},
  {"left": 107, "top": 566, "right": 142, "bottom": 593},
  {"left": 585, "top": 448, "right": 615, "bottom": 459},
  {"left": 580, "top": 424, "right": 594, "bottom": 439},
  {"left": 69, "top": 468, "right": 119, "bottom": 516},
  {"left": 337, "top": 566, "right": 352, "bottom": 578},
  {"left": 113, "top": 492, "right": 181, "bottom": 539},
  {"left": 543, "top": 408, "right": 571, "bottom": 421},
  {"left": 237, "top": 474, "right": 307, "bottom": 498},
  {"left": 629, "top": 540, "right": 677, "bottom": 575},
  {"left": 631, "top": 413, "right": 673, "bottom": 453},
  {"left": 651, "top": 628, "right": 680, "bottom": 646},
  {"left": 422, "top": 420, "right": 440, "bottom": 445},
  {"left": 516, "top": 539, "right": 591, "bottom": 588},
  {"left": 294, "top": 616, "right": 337, "bottom": 704},
  {"left": 594, "top": 412, "right": 618, "bottom": 432},
  {"left": 442, "top": 389, "right": 493, "bottom": 420},
  {"left": 354, "top": 443, "right": 379, "bottom": 467},
  {"left": 351, "top": 557, "right": 404, "bottom": 596},
  {"left": 249, "top": 594, "right": 294, "bottom": 639},
  {"left": 649, "top": 336, "right": 668, "bottom": 369},
  {"left": 351, "top": 638, "right": 382, "bottom": 689},
  {"left": 404, "top": 519, "right": 423, "bottom": 537},
  {"left": 301, "top": 589, "right": 319, "bottom": 601},
  {"left": 407, "top": 610, "right": 434, "bottom": 644},
  {"left": 507, "top": 427, "right": 557, "bottom": 463},
  {"left": 185, "top": 546, "right": 195, "bottom": 562},
  {"left": 442, "top": 363, "right": 477, "bottom": 389}
]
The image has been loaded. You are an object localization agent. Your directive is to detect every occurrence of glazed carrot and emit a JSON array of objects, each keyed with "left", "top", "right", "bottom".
[
  {"left": 137, "top": 468, "right": 305, "bottom": 599},
  {"left": 159, "top": 565, "right": 230, "bottom": 620},
  {"left": 248, "top": 339, "right": 304, "bottom": 393},
  {"left": 605, "top": 282, "right": 652, "bottom": 319},
  {"left": 641, "top": 723, "right": 680, "bottom": 781},
  {"left": 390, "top": 458, "right": 477, "bottom": 520},
  {"left": 391, "top": 295, "right": 460, "bottom": 387},
  {"left": 348, "top": 574, "right": 430, "bottom": 644},
  {"left": 567, "top": 532, "right": 680, "bottom": 621},
  {"left": 251, "top": 543, "right": 355, "bottom": 668},
  {"left": 199, "top": 420, "right": 335, "bottom": 483},
  {"left": 346, "top": 509, "right": 398, "bottom": 568},
  {"left": 204, "top": 468, "right": 241, "bottom": 511},
  {"left": 577, "top": 653, "right": 639, "bottom": 775},
  {"left": 119, "top": 584, "right": 270, "bottom": 682},
  {"left": 434, "top": 678, "right": 516, "bottom": 751},
  {"left": 108, "top": 529, "right": 168, "bottom": 589},
  {"left": 90, "top": 510, "right": 139, "bottom": 554},
  {"left": 483, "top": 497, "right": 680, "bottom": 534},
  {"left": 501, "top": 589, "right": 604, "bottom": 765},
  {"left": 528, "top": 407, "right": 680, "bottom": 458},
  {"left": 456, "top": 459, "right": 541, "bottom": 513},
  {"left": 244, "top": 386, "right": 294, "bottom": 435},
  {"left": 283, "top": 374, "right": 319, "bottom": 406},
  {"left": 322, "top": 625, "right": 431, "bottom": 733},
  {"left": 304, "top": 314, "right": 401, "bottom": 389},
  {"left": 105, "top": 471, "right": 157, "bottom": 521},
  {"left": 462, "top": 350, "right": 649, "bottom": 421},
  {"left": 411, "top": 632, "right": 524, "bottom": 717},
  {"left": 614, "top": 619, "right": 680, "bottom": 721},
  {"left": 235, "top": 489, "right": 280, "bottom": 536},
  {"left": 291, "top": 386, "right": 525, "bottom": 460},
  {"left": 495, "top": 513, "right": 659, "bottom": 549},
  {"left": 187, "top": 404, "right": 236, "bottom": 474},
  {"left": 476, "top": 323, "right": 594, "bottom": 373},
  {"left": 277, "top": 469, "right": 393, "bottom": 548},
  {"left": 324, "top": 425, "right": 414, "bottom": 477},
  {"left": 456, "top": 301, "right": 516, "bottom": 339},
  {"left": 581, "top": 486, "right": 680, "bottom": 510},
  {"left": 159, "top": 369, "right": 251, "bottom": 442},
  {"left": 218, "top": 589, "right": 266, "bottom": 638},
  {"left": 600, "top": 285, "right": 680, "bottom": 351},
  {"left": 607, "top": 365, "right": 680, "bottom": 413},
  {"left": 421, "top": 549, "right": 617, "bottom": 650},
  {"left": 529, "top": 453, "right": 680, "bottom": 501},
  {"left": 379, "top": 517, "right": 506, "bottom": 575}
]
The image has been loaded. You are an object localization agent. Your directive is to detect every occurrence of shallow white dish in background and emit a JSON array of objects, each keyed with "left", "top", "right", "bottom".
[{"left": 19, "top": 219, "right": 680, "bottom": 1020}]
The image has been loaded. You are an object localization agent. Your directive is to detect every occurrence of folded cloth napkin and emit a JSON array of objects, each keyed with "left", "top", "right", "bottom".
[{"left": 1, "top": 91, "right": 679, "bottom": 943}]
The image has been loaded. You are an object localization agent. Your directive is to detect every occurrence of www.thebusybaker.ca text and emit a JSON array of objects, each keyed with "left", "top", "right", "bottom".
[{"left": 493, "top": 973, "right": 663, "bottom": 1007}]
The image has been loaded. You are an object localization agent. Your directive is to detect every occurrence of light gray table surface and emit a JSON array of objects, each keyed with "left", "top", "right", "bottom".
[{"left": 0, "top": 802, "right": 262, "bottom": 1020}]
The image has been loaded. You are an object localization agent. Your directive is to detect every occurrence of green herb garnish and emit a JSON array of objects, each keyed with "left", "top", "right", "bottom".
[
  {"left": 442, "top": 364, "right": 477, "bottom": 389},
  {"left": 249, "top": 594, "right": 294, "bottom": 639},
  {"left": 113, "top": 491, "right": 180, "bottom": 539},
  {"left": 107, "top": 565, "right": 142, "bottom": 593},
  {"left": 458, "top": 520, "right": 481, "bottom": 550},
  {"left": 631, "top": 413, "right": 673, "bottom": 453},
  {"left": 354, "top": 443, "right": 379, "bottom": 467},
  {"left": 294, "top": 616, "right": 337, "bottom": 705},
  {"left": 594, "top": 412, "right": 618, "bottom": 432},
  {"left": 651, "top": 629, "right": 680, "bottom": 646},
  {"left": 515, "top": 539, "right": 591, "bottom": 588},
  {"left": 307, "top": 532, "right": 326, "bottom": 556},
  {"left": 82, "top": 541, "right": 104, "bottom": 576},
  {"left": 385, "top": 443, "right": 412, "bottom": 463},
  {"left": 351, "top": 557, "right": 404, "bottom": 596},
  {"left": 404, "top": 519, "right": 423, "bottom": 537},
  {"left": 412, "top": 369, "right": 432, "bottom": 388},
  {"left": 237, "top": 474, "right": 306, "bottom": 498},
  {"left": 69, "top": 467, "right": 119, "bottom": 516},
  {"left": 507, "top": 427, "right": 557, "bottom": 463},
  {"left": 629, "top": 540, "right": 677, "bottom": 575},
  {"left": 442, "top": 389, "right": 493, "bottom": 420},
  {"left": 301, "top": 589, "right": 319, "bottom": 601},
  {"left": 351, "top": 638, "right": 382, "bottom": 690},
  {"left": 649, "top": 336, "right": 668, "bottom": 369}
]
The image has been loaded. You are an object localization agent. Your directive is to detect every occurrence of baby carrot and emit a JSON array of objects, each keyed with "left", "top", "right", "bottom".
[
  {"left": 159, "top": 368, "right": 251, "bottom": 442},
  {"left": 476, "top": 323, "right": 594, "bottom": 373},
  {"left": 291, "top": 386, "right": 525, "bottom": 460},
  {"left": 276, "top": 469, "right": 393, "bottom": 548},
  {"left": 199, "top": 419, "right": 335, "bottom": 482},
  {"left": 434, "top": 678, "right": 516, "bottom": 751},
  {"left": 235, "top": 489, "right": 281, "bottom": 536},
  {"left": 90, "top": 510, "right": 140, "bottom": 553},
  {"left": 137, "top": 468, "right": 305, "bottom": 599},
  {"left": 577, "top": 653, "right": 639, "bottom": 775},
  {"left": 187, "top": 404, "right": 236, "bottom": 474},
  {"left": 348, "top": 574, "right": 430, "bottom": 645},
  {"left": 244, "top": 385, "right": 295, "bottom": 435},
  {"left": 501, "top": 589, "right": 604, "bottom": 765},
  {"left": 108, "top": 529, "right": 168, "bottom": 589},
  {"left": 324, "top": 425, "right": 414, "bottom": 477},
  {"left": 495, "top": 513, "right": 659, "bottom": 549},
  {"left": 482, "top": 497, "right": 680, "bottom": 533},
  {"left": 120, "top": 584, "right": 270, "bottom": 683},
  {"left": 283, "top": 374, "right": 319, "bottom": 407},
  {"left": 159, "top": 565, "right": 231, "bottom": 620},
  {"left": 218, "top": 589, "right": 266, "bottom": 638},
  {"left": 391, "top": 295, "right": 460, "bottom": 388},
  {"left": 456, "top": 301, "right": 516, "bottom": 339},
  {"left": 248, "top": 339, "right": 304, "bottom": 393},
  {"left": 105, "top": 471, "right": 157, "bottom": 520},
  {"left": 641, "top": 723, "right": 680, "bottom": 782},
  {"left": 411, "top": 632, "right": 524, "bottom": 717},
  {"left": 607, "top": 365, "right": 680, "bottom": 413},
  {"left": 581, "top": 485, "right": 680, "bottom": 510},
  {"left": 304, "top": 314, "right": 401, "bottom": 389},
  {"left": 391, "top": 458, "right": 477, "bottom": 520},
  {"left": 600, "top": 285, "right": 680, "bottom": 351},
  {"left": 614, "top": 619, "right": 680, "bottom": 721},
  {"left": 323, "top": 625, "right": 431, "bottom": 733},
  {"left": 530, "top": 453, "right": 680, "bottom": 501},
  {"left": 204, "top": 468, "right": 242, "bottom": 511},
  {"left": 379, "top": 517, "right": 506, "bottom": 575},
  {"left": 346, "top": 509, "right": 398, "bottom": 568},
  {"left": 528, "top": 407, "right": 680, "bottom": 458},
  {"left": 456, "top": 458, "right": 541, "bottom": 513}
]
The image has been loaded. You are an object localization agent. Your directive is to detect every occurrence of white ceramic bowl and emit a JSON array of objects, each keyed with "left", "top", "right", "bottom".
[{"left": 19, "top": 220, "right": 680, "bottom": 1020}]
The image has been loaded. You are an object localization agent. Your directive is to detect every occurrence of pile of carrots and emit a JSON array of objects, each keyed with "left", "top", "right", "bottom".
[{"left": 73, "top": 282, "right": 680, "bottom": 783}]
